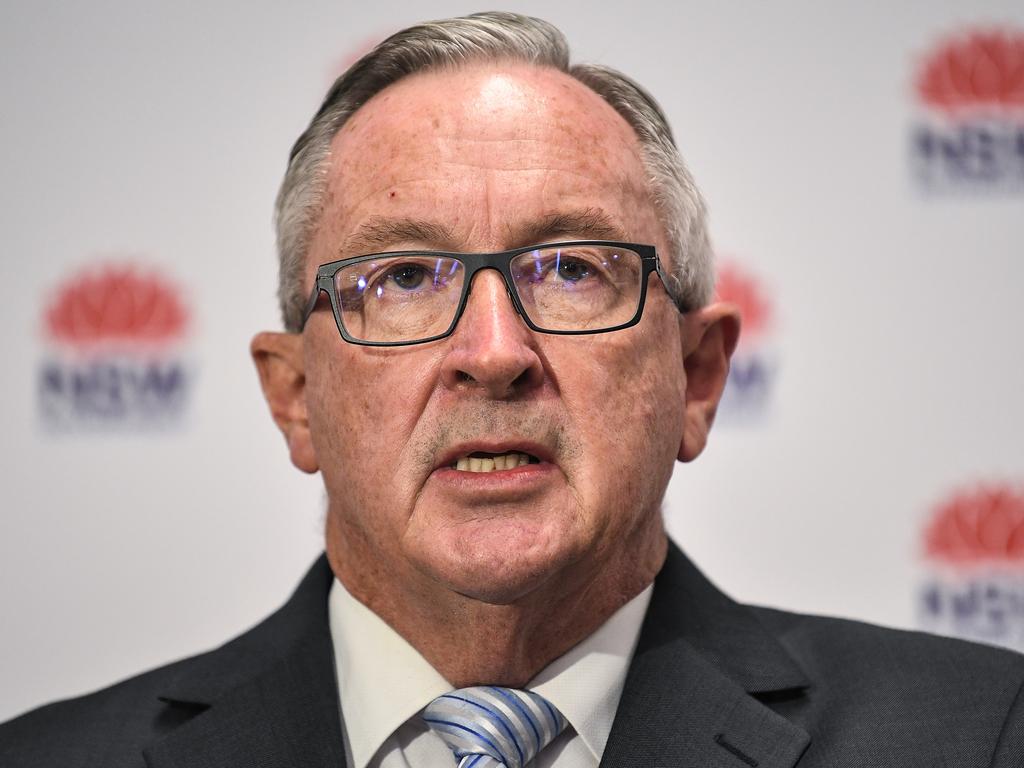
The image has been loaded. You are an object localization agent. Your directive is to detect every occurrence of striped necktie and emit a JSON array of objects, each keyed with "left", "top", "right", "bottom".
[{"left": 423, "top": 686, "right": 568, "bottom": 768}]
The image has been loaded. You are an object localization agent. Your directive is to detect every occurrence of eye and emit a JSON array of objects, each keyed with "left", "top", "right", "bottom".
[
  {"left": 555, "top": 257, "right": 592, "bottom": 282},
  {"left": 386, "top": 264, "right": 428, "bottom": 291}
]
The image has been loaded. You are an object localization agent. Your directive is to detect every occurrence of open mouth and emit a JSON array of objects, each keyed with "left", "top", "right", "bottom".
[{"left": 451, "top": 450, "right": 541, "bottom": 472}]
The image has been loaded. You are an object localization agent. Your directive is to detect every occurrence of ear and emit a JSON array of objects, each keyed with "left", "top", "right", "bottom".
[
  {"left": 677, "top": 302, "right": 741, "bottom": 463},
  {"left": 251, "top": 332, "right": 319, "bottom": 474}
]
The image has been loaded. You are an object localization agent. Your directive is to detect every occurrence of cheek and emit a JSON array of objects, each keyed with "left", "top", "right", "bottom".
[
  {"left": 304, "top": 339, "right": 421, "bottom": 518},
  {"left": 554, "top": 317, "right": 685, "bottom": 513},
  {"left": 597, "top": 310, "right": 683, "bottom": 428},
  {"left": 304, "top": 331, "right": 453, "bottom": 535},
  {"left": 304, "top": 348, "right": 364, "bottom": 488}
]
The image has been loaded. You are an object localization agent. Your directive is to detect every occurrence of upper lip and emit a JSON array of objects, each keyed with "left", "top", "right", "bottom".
[{"left": 435, "top": 440, "right": 556, "bottom": 470}]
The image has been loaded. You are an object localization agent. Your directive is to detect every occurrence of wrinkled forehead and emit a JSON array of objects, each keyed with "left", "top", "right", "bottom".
[{"left": 317, "top": 62, "right": 656, "bottom": 247}]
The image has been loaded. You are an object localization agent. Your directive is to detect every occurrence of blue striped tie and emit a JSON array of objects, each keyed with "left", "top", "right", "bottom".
[{"left": 423, "top": 686, "right": 568, "bottom": 768}]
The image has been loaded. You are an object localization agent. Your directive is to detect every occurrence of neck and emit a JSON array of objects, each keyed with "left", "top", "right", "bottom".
[{"left": 325, "top": 517, "right": 667, "bottom": 687}]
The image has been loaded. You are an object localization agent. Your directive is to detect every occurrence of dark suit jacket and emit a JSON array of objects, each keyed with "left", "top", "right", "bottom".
[{"left": 3, "top": 543, "right": 1024, "bottom": 767}]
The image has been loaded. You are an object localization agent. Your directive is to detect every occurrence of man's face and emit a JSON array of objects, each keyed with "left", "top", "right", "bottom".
[{"left": 295, "top": 63, "right": 702, "bottom": 605}]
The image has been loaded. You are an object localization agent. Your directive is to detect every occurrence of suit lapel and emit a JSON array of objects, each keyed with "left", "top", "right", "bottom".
[
  {"left": 139, "top": 546, "right": 808, "bottom": 767},
  {"left": 143, "top": 556, "right": 347, "bottom": 768},
  {"left": 601, "top": 543, "right": 811, "bottom": 768}
]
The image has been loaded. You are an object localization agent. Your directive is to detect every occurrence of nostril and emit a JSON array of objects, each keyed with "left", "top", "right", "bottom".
[
  {"left": 510, "top": 367, "right": 535, "bottom": 390},
  {"left": 456, "top": 370, "right": 475, "bottom": 383}
]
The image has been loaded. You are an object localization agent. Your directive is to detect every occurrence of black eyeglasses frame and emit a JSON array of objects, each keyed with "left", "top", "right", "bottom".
[{"left": 300, "top": 240, "right": 685, "bottom": 347}]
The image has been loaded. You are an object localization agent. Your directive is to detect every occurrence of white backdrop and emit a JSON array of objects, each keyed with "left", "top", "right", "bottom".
[{"left": 2, "top": 0, "right": 1022, "bottom": 721}]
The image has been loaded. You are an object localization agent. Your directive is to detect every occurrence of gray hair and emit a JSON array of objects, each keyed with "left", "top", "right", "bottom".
[{"left": 275, "top": 11, "right": 713, "bottom": 332}]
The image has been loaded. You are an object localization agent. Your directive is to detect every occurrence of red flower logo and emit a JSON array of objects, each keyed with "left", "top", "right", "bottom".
[
  {"left": 924, "top": 482, "right": 1024, "bottom": 564},
  {"left": 715, "top": 260, "right": 772, "bottom": 341},
  {"left": 916, "top": 28, "right": 1024, "bottom": 113},
  {"left": 44, "top": 264, "right": 188, "bottom": 346}
]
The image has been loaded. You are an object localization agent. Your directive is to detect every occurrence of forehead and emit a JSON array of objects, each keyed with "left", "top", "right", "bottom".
[{"left": 314, "top": 62, "right": 658, "bottom": 259}]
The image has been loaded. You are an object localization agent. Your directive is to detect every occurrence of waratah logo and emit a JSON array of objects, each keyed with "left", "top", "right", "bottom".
[
  {"left": 918, "top": 481, "right": 1024, "bottom": 651},
  {"left": 38, "top": 262, "right": 193, "bottom": 430},
  {"left": 925, "top": 484, "right": 1024, "bottom": 563},
  {"left": 715, "top": 259, "right": 777, "bottom": 423},
  {"left": 910, "top": 27, "right": 1024, "bottom": 192}
]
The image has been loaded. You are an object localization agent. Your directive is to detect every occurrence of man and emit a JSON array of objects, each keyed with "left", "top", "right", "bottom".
[{"left": 2, "top": 11, "right": 1023, "bottom": 768}]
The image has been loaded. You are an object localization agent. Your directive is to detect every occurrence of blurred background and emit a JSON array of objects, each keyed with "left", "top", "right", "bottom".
[{"left": 2, "top": 0, "right": 1022, "bottom": 721}]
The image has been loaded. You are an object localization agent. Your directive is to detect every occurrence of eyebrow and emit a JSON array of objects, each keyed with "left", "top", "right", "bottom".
[
  {"left": 509, "top": 208, "right": 628, "bottom": 246},
  {"left": 339, "top": 217, "right": 456, "bottom": 256},
  {"left": 338, "top": 206, "right": 629, "bottom": 257}
]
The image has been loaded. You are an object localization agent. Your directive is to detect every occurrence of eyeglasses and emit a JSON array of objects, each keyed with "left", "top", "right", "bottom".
[{"left": 301, "top": 240, "right": 686, "bottom": 346}]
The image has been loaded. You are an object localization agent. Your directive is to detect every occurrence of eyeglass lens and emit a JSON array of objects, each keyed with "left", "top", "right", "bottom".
[{"left": 331, "top": 244, "right": 644, "bottom": 343}]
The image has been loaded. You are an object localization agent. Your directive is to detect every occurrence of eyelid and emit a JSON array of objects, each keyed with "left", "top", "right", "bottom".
[
  {"left": 515, "top": 247, "right": 614, "bottom": 276},
  {"left": 337, "top": 255, "right": 461, "bottom": 297}
]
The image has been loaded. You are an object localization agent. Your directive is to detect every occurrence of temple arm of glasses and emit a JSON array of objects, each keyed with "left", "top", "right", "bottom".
[
  {"left": 299, "top": 284, "right": 324, "bottom": 331},
  {"left": 653, "top": 261, "right": 690, "bottom": 315}
]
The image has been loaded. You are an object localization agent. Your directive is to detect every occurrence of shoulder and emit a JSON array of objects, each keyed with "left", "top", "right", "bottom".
[
  {"left": 0, "top": 654, "right": 207, "bottom": 768},
  {"left": 647, "top": 544, "right": 1024, "bottom": 765},
  {"left": 752, "top": 603, "right": 1024, "bottom": 689},
  {"left": 750, "top": 605, "right": 1024, "bottom": 765},
  {"left": 0, "top": 555, "right": 335, "bottom": 768}
]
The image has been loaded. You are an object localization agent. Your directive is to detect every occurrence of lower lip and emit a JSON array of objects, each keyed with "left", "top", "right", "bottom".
[{"left": 429, "top": 462, "right": 556, "bottom": 492}]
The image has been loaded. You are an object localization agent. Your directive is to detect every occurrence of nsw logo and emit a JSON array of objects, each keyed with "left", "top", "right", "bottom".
[
  {"left": 38, "top": 262, "right": 193, "bottom": 430},
  {"left": 910, "top": 27, "right": 1024, "bottom": 192},
  {"left": 716, "top": 259, "right": 777, "bottom": 423},
  {"left": 917, "top": 481, "right": 1024, "bottom": 651}
]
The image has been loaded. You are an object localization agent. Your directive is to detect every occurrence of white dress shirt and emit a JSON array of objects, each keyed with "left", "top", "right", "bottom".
[{"left": 328, "top": 577, "right": 652, "bottom": 768}]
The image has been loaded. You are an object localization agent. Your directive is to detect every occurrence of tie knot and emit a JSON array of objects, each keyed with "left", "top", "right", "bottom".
[{"left": 423, "top": 686, "right": 568, "bottom": 768}]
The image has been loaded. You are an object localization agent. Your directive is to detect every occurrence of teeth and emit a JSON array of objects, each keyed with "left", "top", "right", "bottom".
[{"left": 452, "top": 451, "right": 534, "bottom": 472}]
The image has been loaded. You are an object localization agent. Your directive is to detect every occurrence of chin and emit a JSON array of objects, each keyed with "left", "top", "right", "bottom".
[{"left": 409, "top": 517, "right": 583, "bottom": 605}]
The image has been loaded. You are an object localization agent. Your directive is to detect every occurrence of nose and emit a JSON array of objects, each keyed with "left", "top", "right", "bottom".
[{"left": 440, "top": 269, "right": 544, "bottom": 398}]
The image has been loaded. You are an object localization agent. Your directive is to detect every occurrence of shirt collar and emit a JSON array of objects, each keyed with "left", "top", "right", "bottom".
[
  {"left": 527, "top": 584, "right": 651, "bottom": 759},
  {"left": 328, "top": 578, "right": 451, "bottom": 768},
  {"left": 328, "top": 577, "right": 652, "bottom": 768}
]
